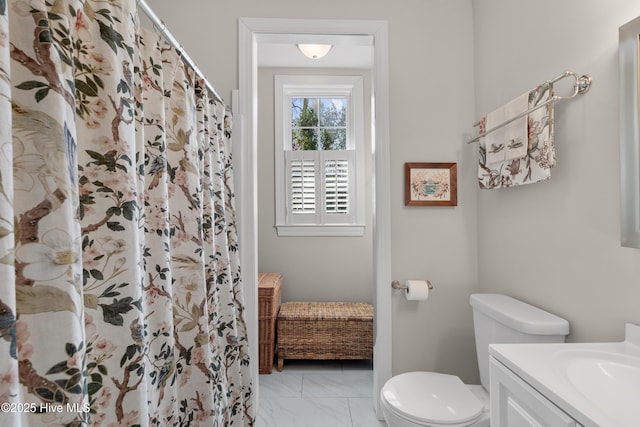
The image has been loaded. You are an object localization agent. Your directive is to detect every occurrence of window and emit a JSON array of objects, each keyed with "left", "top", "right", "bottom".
[{"left": 275, "top": 75, "right": 365, "bottom": 236}]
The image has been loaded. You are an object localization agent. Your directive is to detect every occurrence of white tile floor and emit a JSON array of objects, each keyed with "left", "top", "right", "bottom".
[{"left": 255, "top": 360, "right": 388, "bottom": 427}]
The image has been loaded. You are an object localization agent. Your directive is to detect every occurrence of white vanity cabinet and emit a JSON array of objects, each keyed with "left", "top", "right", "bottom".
[{"left": 490, "top": 356, "right": 583, "bottom": 427}]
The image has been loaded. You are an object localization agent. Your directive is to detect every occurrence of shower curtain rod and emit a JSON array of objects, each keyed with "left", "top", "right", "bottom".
[{"left": 136, "top": 0, "right": 226, "bottom": 106}]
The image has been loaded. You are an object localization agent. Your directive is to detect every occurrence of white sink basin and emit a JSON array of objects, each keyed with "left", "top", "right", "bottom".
[
  {"left": 490, "top": 324, "right": 640, "bottom": 427},
  {"left": 553, "top": 349, "right": 640, "bottom": 424}
]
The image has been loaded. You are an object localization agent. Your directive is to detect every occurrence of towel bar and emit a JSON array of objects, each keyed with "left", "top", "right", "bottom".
[{"left": 467, "top": 71, "right": 592, "bottom": 144}]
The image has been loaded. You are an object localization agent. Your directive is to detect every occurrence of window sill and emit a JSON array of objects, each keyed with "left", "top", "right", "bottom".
[{"left": 275, "top": 224, "right": 365, "bottom": 237}]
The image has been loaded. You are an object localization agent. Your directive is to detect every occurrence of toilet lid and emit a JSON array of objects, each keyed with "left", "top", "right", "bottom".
[{"left": 381, "top": 372, "right": 484, "bottom": 425}]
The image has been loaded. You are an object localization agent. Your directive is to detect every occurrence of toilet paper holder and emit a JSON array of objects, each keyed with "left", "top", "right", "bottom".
[{"left": 391, "top": 280, "right": 433, "bottom": 291}]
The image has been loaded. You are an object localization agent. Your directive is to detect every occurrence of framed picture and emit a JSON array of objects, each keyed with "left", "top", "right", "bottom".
[{"left": 405, "top": 162, "right": 457, "bottom": 206}]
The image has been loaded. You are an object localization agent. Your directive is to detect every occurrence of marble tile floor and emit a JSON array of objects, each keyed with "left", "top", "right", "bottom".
[{"left": 255, "top": 359, "right": 388, "bottom": 427}]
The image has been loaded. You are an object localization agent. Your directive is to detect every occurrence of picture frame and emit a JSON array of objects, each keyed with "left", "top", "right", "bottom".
[{"left": 405, "top": 162, "right": 457, "bottom": 206}]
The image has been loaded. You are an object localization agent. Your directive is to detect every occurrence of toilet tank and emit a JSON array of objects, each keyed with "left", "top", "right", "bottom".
[{"left": 470, "top": 293, "right": 569, "bottom": 391}]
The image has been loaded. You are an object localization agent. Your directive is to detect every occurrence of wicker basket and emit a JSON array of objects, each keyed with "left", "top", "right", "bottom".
[
  {"left": 258, "top": 273, "right": 282, "bottom": 374},
  {"left": 276, "top": 302, "right": 373, "bottom": 371}
]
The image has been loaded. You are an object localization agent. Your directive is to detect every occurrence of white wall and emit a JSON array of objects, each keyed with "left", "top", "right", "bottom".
[
  {"left": 473, "top": 0, "right": 640, "bottom": 342},
  {"left": 257, "top": 67, "right": 374, "bottom": 304},
  {"left": 146, "top": 0, "right": 478, "bottom": 382}
]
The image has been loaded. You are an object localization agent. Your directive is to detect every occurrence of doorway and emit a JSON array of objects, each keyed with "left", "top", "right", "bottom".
[{"left": 236, "top": 17, "right": 391, "bottom": 417}]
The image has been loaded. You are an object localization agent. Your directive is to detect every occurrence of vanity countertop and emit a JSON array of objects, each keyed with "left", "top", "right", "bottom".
[{"left": 489, "top": 323, "right": 640, "bottom": 427}]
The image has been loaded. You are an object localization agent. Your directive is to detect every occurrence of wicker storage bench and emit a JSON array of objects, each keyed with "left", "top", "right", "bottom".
[
  {"left": 276, "top": 301, "right": 373, "bottom": 371},
  {"left": 258, "top": 273, "right": 282, "bottom": 374}
]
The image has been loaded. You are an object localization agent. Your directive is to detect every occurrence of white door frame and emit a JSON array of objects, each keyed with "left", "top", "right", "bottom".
[{"left": 236, "top": 17, "right": 392, "bottom": 417}]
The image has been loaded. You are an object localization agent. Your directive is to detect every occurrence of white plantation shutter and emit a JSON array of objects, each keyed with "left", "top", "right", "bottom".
[
  {"left": 322, "top": 150, "right": 355, "bottom": 224},
  {"left": 285, "top": 150, "right": 356, "bottom": 225},
  {"left": 324, "top": 159, "right": 349, "bottom": 214},
  {"left": 287, "top": 153, "right": 316, "bottom": 216}
]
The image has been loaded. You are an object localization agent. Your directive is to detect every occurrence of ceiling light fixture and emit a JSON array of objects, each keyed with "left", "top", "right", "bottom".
[{"left": 297, "top": 43, "right": 333, "bottom": 59}]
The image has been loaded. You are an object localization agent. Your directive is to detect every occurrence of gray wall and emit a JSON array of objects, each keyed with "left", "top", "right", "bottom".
[
  {"left": 388, "top": 2, "right": 477, "bottom": 381},
  {"left": 257, "top": 68, "right": 374, "bottom": 303},
  {"left": 473, "top": 0, "right": 640, "bottom": 343}
]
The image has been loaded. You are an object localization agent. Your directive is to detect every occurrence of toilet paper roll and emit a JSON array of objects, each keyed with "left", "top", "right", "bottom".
[{"left": 405, "top": 280, "right": 430, "bottom": 301}]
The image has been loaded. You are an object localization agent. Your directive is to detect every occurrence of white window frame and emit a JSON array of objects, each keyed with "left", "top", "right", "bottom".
[{"left": 275, "top": 75, "right": 365, "bottom": 236}]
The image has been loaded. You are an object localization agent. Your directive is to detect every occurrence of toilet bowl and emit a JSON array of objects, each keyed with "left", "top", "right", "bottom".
[
  {"left": 380, "top": 294, "right": 570, "bottom": 427},
  {"left": 380, "top": 372, "right": 489, "bottom": 427}
]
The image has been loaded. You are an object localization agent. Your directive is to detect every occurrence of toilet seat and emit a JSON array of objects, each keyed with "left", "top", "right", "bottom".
[{"left": 381, "top": 372, "right": 485, "bottom": 426}]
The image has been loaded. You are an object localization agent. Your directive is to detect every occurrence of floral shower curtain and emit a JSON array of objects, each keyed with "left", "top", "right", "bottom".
[{"left": 0, "top": 1, "right": 254, "bottom": 426}]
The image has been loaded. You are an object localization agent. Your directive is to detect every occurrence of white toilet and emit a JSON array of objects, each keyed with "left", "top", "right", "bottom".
[{"left": 380, "top": 293, "right": 569, "bottom": 427}]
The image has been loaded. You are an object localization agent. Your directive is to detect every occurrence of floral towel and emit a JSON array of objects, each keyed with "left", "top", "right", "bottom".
[{"left": 478, "top": 82, "right": 555, "bottom": 189}]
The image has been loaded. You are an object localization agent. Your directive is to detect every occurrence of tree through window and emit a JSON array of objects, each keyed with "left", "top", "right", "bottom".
[{"left": 291, "top": 97, "right": 347, "bottom": 151}]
